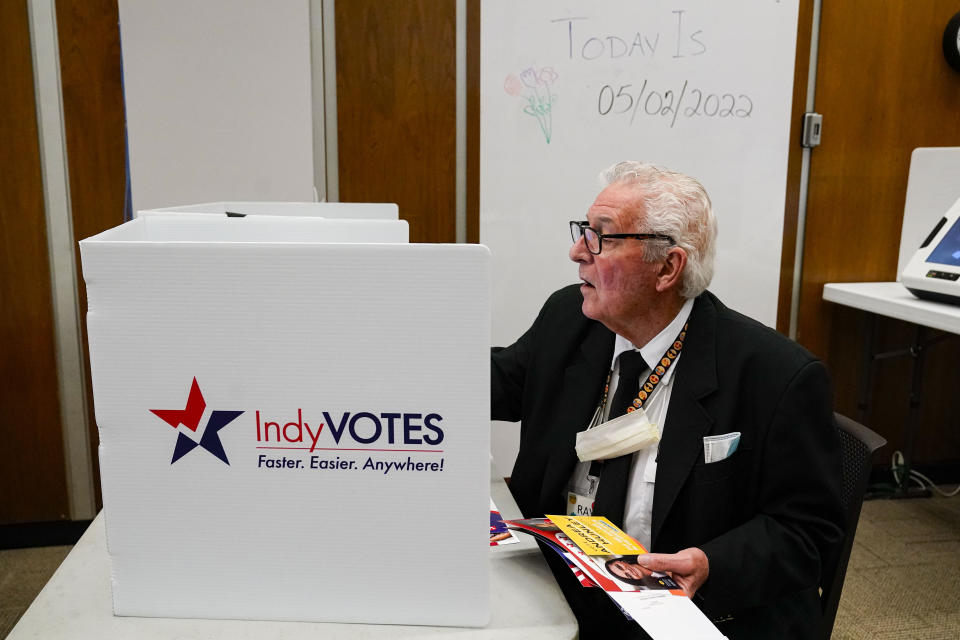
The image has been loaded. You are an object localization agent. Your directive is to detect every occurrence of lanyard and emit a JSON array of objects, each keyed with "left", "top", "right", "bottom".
[
  {"left": 592, "top": 322, "right": 689, "bottom": 423},
  {"left": 571, "top": 321, "right": 690, "bottom": 511}
]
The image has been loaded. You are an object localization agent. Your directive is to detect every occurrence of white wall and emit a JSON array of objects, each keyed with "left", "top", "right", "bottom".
[{"left": 118, "top": 0, "right": 316, "bottom": 213}]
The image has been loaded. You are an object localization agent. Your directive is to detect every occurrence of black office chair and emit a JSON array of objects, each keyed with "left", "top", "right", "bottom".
[{"left": 820, "top": 413, "right": 887, "bottom": 639}]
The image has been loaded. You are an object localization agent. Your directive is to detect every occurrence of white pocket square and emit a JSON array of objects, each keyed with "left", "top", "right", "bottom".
[{"left": 703, "top": 432, "right": 740, "bottom": 464}]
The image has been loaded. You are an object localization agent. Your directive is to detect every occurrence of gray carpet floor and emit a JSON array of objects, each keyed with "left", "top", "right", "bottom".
[
  {"left": 832, "top": 494, "right": 960, "bottom": 639},
  {"left": 2, "top": 495, "right": 959, "bottom": 638},
  {"left": 0, "top": 544, "right": 71, "bottom": 638}
]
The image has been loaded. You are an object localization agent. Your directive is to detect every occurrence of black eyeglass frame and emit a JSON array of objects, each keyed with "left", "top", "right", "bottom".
[{"left": 569, "top": 220, "right": 675, "bottom": 255}]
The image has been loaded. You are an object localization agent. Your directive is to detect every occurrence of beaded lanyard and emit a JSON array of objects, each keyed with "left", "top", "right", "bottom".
[
  {"left": 593, "top": 322, "right": 689, "bottom": 421},
  {"left": 578, "top": 321, "right": 691, "bottom": 497}
]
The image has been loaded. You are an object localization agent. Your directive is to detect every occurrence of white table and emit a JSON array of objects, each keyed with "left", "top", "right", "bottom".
[
  {"left": 822, "top": 282, "right": 960, "bottom": 335},
  {"left": 8, "top": 475, "right": 577, "bottom": 639},
  {"left": 823, "top": 282, "right": 960, "bottom": 494}
]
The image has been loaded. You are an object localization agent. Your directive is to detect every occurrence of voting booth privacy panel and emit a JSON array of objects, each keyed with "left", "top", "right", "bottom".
[
  {"left": 138, "top": 201, "right": 400, "bottom": 220},
  {"left": 79, "top": 214, "right": 491, "bottom": 626}
]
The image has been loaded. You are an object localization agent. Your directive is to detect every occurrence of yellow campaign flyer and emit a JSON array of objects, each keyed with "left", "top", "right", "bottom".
[{"left": 545, "top": 515, "right": 647, "bottom": 556}]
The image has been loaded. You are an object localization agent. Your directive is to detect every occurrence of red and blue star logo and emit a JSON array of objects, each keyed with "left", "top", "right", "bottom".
[{"left": 150, "top": 378, "right": 243, "bottom": 465}]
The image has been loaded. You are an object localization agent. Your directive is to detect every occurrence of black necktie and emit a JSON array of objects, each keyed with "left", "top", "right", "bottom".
[{"left": 591, "top": 350, "right": 647, "bottom": 528}]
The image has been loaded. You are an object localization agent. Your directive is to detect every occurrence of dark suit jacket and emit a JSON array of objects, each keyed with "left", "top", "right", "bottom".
[{"left": 492, "top": 285, "right": 845, "bottom": 639}]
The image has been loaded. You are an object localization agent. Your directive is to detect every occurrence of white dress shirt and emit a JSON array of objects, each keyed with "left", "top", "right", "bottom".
[{"left": 604, "top": 297, "right": 694, "bottom": 550}]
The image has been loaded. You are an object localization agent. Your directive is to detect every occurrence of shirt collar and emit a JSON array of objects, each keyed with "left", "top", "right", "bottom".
[{"left": 611, "top": 297, "right": 695, "bottom": 383}]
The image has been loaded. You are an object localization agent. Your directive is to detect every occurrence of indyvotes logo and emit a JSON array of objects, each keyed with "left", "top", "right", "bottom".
[{"left": 150, "top": 378, "right": 243, "bottom": 465}]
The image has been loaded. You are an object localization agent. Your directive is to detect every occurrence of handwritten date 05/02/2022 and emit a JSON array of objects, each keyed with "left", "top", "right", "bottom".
[{"left": 597, "top": 79, "right": 754, "bottom": 128}]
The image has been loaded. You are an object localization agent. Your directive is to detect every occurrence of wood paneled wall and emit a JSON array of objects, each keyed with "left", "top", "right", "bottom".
[
  {"left": 466, "top": 0, "right": 480, "bottom": 244},
  {"left": 335, "top": 0, "right": 458, "bottom": 243},
  {"left": 0, "top": 1, "right": 69, "bottom": 523},
  {"left": 55, "top": 0, "right": 127, "bottom": 510},
  {"left": 796, "top": 2, "right": 960, "bottom": 467}
]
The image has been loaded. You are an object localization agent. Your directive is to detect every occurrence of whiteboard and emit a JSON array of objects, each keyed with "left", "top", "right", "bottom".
[
  {"left": 118, "top": 0, "right": 316, "bottom": 214},
  {"left": 481, "top": 0, "right": 800, "bottom": 346}
]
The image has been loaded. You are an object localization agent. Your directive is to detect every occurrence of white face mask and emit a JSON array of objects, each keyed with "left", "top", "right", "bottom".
[{"left": 575, "top": 407, "right": 660, "bottom": 462}]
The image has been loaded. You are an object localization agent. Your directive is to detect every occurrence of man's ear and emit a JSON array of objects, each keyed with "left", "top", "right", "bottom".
[{"left": 655, "top": 247, "right": 687, "bottom": 293}]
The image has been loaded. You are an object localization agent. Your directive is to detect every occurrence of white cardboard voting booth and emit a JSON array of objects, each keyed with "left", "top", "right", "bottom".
[
  {"left": 138, "top": 201, "right": 399, "bottom": 219},
  {"left": 79, "top": 213, "right": 491, "bottom": 627}
]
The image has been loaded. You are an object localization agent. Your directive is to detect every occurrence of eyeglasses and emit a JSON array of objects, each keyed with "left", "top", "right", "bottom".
[{"left": 569, "top": 221, "right": 674, "bottom": 255}]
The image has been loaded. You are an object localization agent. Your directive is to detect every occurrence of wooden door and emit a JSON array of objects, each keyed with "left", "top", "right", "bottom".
[
  {"left": 0, "top": 0, "right": 70, "bottom": 524},
  {"left": 335, "top": 0, "right": 457, "bottom": 243},
  {"left": 0, "top": 0, "right": 126, "bottom": 525},
  {"left": 56, "top": 0, "right": 128, "bottom": 511}
]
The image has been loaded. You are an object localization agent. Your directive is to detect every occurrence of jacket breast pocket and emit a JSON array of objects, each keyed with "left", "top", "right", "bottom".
[{"left": 691, "top": 447, "right": 747, "bottom": 485}]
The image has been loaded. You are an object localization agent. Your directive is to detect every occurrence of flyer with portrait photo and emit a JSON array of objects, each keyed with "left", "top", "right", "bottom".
[
  {"left": 504, "top": 516, "right": 726, "bottom": 638},
  {"left": 503, "top": 517, "right": 682, "bottom": 595}
]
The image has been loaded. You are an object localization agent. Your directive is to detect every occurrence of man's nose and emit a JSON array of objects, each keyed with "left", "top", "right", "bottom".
[{"left": 569, "top": 235, "right": 591, "bottom": 263}]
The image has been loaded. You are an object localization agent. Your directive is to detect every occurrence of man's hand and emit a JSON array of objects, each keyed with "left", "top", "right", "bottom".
[{"left": 636, "top": 547, "right": 709, "bottom": 598}]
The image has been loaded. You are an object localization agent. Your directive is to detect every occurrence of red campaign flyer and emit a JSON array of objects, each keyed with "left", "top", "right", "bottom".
[
  {"left": 542, "top": 538, "right": 597, "bottom": 588},
  {"left": 505, "top": 518, "right": 725, "bottom": 639},
  {"left": 505, "top": 518, "right": 683, "bottom": 596}
]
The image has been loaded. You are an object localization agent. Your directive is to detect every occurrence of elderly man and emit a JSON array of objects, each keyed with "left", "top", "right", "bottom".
[{"left": 491, "top": 162, "right": 844, "bottom": 639}]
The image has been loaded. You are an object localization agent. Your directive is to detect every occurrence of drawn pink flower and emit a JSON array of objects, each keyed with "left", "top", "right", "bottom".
[
  {"left": 538, "top": 67, "right": 559, "bottom": 86},
  {"left": 507, "top": 66, "right": 556, "bottom": 144},
  {"left": 504, "top": 74, "right": 523, "bottom": 96}
]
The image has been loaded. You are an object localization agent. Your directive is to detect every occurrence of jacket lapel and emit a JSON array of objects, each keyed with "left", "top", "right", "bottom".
[
  {"left": 539, "top": 320, "right": 614, "bottom": 512},
  {"left": 651, "top": 294, "right": 719, "bottom": 546}
]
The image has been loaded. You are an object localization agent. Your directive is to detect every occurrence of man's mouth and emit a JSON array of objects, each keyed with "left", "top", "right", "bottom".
[{"left": 580, "top": 279, "right": 595, "bottom": 289}]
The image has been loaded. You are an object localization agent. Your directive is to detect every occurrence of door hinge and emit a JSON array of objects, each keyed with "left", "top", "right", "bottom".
[{"left": 802, "top": 112, "right": 822, "bottom": 148}]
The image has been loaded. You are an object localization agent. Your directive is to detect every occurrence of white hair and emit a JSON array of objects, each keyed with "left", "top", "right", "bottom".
[{"left": 599, "top": 161, "right": 718, "bottom": 298}]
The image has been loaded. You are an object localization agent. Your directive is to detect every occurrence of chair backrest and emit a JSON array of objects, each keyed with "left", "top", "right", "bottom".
[{"left": 821, "top": 413, "right": 887, "bottom": 639}]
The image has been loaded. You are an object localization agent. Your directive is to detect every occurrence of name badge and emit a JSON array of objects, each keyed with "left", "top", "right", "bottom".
[
  {"left": 565, "top": 461, "right": 599, "bottom": 516},
  {"left": 566, "top": 490, "right": 596, "bottom": 516}
]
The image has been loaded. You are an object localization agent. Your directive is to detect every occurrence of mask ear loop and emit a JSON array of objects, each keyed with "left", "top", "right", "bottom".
[
  {"left": 586, "top": 402, "right": 604, "bottom": 430},
  {"left": 585, "top": 369, "right": 615, "bottom": 431}
]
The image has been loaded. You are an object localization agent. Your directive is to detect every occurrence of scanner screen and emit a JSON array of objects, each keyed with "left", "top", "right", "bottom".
[{"left": 927, "top": 216, "right": 960, "bottom": 267}]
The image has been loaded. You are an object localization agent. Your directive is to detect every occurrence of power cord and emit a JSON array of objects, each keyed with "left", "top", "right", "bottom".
[{"left": 891, "top": 451, "right": 960, "bottom": 497}]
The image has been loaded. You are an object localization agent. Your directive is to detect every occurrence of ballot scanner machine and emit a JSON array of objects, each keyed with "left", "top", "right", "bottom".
[{"left": 902, "top": 195, "right": 960, "bottom": 305}]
